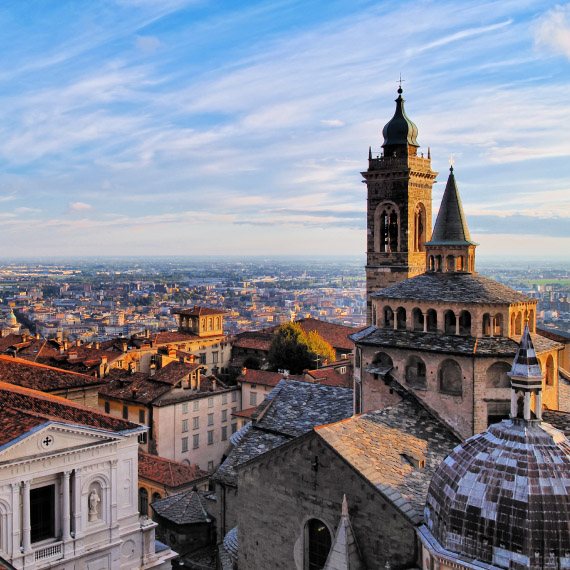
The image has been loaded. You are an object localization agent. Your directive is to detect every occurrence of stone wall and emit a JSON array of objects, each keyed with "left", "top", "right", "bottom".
[{"left": 237, "top": 433, "right": 418, "bottom": 570}]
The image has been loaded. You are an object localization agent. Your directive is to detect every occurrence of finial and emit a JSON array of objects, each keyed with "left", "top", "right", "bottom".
[
  {"left": 368, "top": 146, "right": 372, "bottom": 160},
  {"left": 341, "top": 494, "right": 349, "bottom": 517},
  {"left": 449, "top": 154, "right": 455, "bottom": 172},
  {"left": 397, "top": 73, "right": 405, "bottom": 95},
  {"left": 427, "top": 147, "right": 431, "bottom": 159}
]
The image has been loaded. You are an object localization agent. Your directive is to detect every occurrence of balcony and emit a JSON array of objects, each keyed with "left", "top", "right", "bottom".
[{"left": 34, "top": 541, "right": 63, "bottom": 564}]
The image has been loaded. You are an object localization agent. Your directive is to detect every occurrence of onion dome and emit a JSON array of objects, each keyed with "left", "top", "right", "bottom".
[
  {"left": 426, "top": 167, "right": 476, "bottom": 246},
  {"left": 382, "top": 87, "right": 419, "bottom": 149}
]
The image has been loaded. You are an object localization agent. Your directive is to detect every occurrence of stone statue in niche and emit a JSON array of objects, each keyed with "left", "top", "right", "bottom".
[{"left": 88, "top": 488, "right": 101, "bottom": 521}]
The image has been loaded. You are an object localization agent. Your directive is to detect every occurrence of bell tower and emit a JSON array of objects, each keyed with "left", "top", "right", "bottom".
[{"left": 363, "top": 87, "right": 437, "bottom": 323}]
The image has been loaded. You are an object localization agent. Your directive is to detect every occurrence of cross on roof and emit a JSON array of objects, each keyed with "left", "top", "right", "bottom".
[
  {"left": 398, "top": 74, "right": 405, "bottom": 89},
  {"left": 42, "top": 435, "right": 53, "bottom": 447}
]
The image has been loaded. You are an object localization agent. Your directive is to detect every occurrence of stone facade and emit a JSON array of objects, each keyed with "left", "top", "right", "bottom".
[
  {"left": 364, "top": 154, "right": 436, "bottom": 322},
  {"left": 237, "top": 433, "right": 418, "bottom": 570}
]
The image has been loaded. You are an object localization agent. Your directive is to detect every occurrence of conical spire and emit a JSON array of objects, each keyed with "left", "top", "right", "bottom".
[
  {"left": 323, "top": 496, "right": 364, "bottom": 570},
  {"left": 382, "top": 87, "right": 419, "bottom": 149},
  {"left": 427, "top": 167, "right": 475, "bottom": 246},
  {"left": 510, "top": 324, "right": 542, "bottom": 382}
]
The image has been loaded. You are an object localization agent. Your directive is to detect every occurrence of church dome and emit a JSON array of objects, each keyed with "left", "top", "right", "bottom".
[
  {"left": 382, "top": 87, "right": 419, "bottom": 149},
  {"left": 424, "top": 418, "right": 570, "bottom": 569}
]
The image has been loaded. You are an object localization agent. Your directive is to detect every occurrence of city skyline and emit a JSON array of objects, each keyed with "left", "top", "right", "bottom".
[{"left": 0, "top": 0, "right": 569, "bottom": 258}]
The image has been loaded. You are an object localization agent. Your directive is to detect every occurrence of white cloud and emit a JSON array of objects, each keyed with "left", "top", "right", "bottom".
[
  {"left": 534, "top": 5, "right": 570, "bottom": 59},
  {"left": 67, "top": 202, "right": 93, "bottom": 212},
  {"left": 320, "top": 119, "right": 345, "bottom": 128},
  {"left": 135, "top": 35, "right": 162, "bottom": 52}
]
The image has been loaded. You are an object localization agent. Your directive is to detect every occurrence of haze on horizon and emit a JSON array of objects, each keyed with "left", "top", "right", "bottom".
[{"left": 0, "top": 0, "right": 569, "bottom": 259}]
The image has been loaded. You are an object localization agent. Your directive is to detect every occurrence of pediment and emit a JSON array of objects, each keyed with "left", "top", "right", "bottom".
[{"left": 0, "top": 423, "right": 119, "bottom": 463}]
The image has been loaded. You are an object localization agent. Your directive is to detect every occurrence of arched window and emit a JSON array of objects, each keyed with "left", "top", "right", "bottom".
[
  {"left": 494, "top": 314, "right": 504, "bottom": 336},
  {"left": 446, "top": 255, "right": 455, "bottom": 272},
  {"left": 406, "top": 356, "right": 427, "bottom": 389},
  {"left": 216, "top": 317, "right": 221, "bottom": 329},
  {"left": 515, "top": 312, "right": 522, "bottom": 335},
  {"left": 139, "top": 488, "right": 149, "bottom": 517},
  {"left": 373, "top": 352, "right": 393, "bottom": 370},
  {"left": 510, "top": 313, "right": 516, "bottom": 336},
  {"left": 396, "top": 307, "right": 406, "bottom": 330},
  {"left": 436, "top": 255, "right": 443, "bottom": 272},
  {"left": 374, "top": 203, "right": 399, "bottom": 253},
  {"left": 413, "top": 203, "right": 426, "bottom": 252},
  {"left": 459, "top": 311, "right": 471, "bottom": 336},
  {"left": 412, "top": 308, "right": 424, "bottom": 332},
  {"left": 383, "top": 306, "right": 394, "bottom": 329},
  {"left": 482, "top": 313, "right": 491, "bottom": 336},
  {"left": 152, "top": 492, "right": 162, "bottom": 504},
  {"left": 428, "top": 256, "right": 435, "bottom": 272},
  {"left": 305, "top": 519, "right": 332, "bottom": 570},
  {"left": 486, "top": 362, "right": 511, "bottom": 388},
  {"left": 444, "top": 310, "right": 456, "bottom": 335},
  {"left": 426, "top": 309, "right": 437, "bottom": 333},
  {"left": 545, "top": 355, "right": 555, "bottom": 386},
  {"left": 438, "top": 359, "right": 463, "bottom": 395},
  {"left": 528, "top": 309, "right": 535, "bottom": 332}
]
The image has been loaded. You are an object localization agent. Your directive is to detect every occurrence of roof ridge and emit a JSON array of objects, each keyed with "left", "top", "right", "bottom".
[{"left": 0, "top": 354, "right": 97, "bottom": 378}]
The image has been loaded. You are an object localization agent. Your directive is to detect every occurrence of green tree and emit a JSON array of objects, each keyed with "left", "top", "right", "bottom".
[{"left": 268, "top": 322, "right": 336, "bottom": 374}]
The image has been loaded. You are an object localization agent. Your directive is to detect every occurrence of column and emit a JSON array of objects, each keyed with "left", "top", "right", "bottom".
[
  {"left": 523, "top": 392, "right": 531, "bottom": 421},
  {"left": 510, "top": 390, "right": 517, "bottom": 419},
  {"left": 62, "top": 471, "right": 71, "bottom": 542},
  {"left": 423, "top": 312, "right": 428, "bottom": 333},
  {"left": 393, "top": 315, "right": 398, "bottom": 330},
  {"left": 455, "top": 313, "right": 460, "bottom": 335},
  {"left": 535, "top": 390, "right": 542, "bottom": 420},
  {"left": 11, "top": 482, "right": 21, "bottom": 557},
  {"left": 72, "top": 468, "right": 82, "bottom": 539},
  {"left": 489, "top": 316, "right": 495, "bottom": 338},
  {"left": 22, "top": 480, "right": 31, "bottom": 554},
  {"left": 110, "top": 460, "right": 119, "bottom": 539}
]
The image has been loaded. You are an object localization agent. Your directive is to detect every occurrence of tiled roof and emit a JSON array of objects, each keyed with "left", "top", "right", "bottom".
[
  {"left": 139, "top": 451, "right": 207, "bottom": 488},
  {"left": 215, "top": 379, "right": 353, "bottom": 486},
  {"left": 0, "top": 355, "right": 104, "bottom": 392},
  {"left": 99, "top": 373, "right": 171, "bottom": 405},
  {"left": 424, "top": 419, "right": 570, "bottom": 567},
  {"left": 173, "top": 306, "right": 227, "bottom": 316},
  {"left": 231, "top": 332, "right": 272, "bottom": 352},
  {"left": 151, "top": 490, "right": 211, "bottom": 525},
  {"left": 237, "top": 369, "right": 283, "bottom": 387},
  {"left": 353, "top": 327, "right": 560, "bottom": 356},
  {"left": 294, "top": 318, "right": 358, "bottom": 352},
  {"left": 153, "top": 376, "right": 235, "bottom": 407},
  {"left": 316, "top": 399, "right": 459, "bottom": 525},
  {"left": 153, "top": 361, "right": 202, "bottom": 385},
  {"left": 371, "top": 272, "right": 532, "bottom": 305},
  {"left": 251, "top": 379, "right": 354, "bottom": 437},
  {"left": 232, "top": 318, "right": 359, "bottom": 354},
  {"left": 0, "top": 381, "right": 139, "bottom": 448},
  {"left": 215, "top": 429, "right": 288, "bottom": 486},
  {"left": 542, "top": 410, "right": 570, "bottom": 436},
  {"left": 305, "top": 368, "right": 351, "bottom": 388}
]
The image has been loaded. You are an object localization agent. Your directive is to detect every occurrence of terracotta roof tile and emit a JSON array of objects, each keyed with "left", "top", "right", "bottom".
[
  {"left": 0, "top": 355, "right": 104, "bottom": 392},
  {"left": 139, "top": 451, "right": 207, "bottom": 488}
]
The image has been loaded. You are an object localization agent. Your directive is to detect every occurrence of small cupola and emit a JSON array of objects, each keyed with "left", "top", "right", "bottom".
[
  {"left": 382, "top": 86, "right": 420, "bottom": 158},
  {"left": 508, "top": 324, "right": 544, "bottom": 421},
  {"left": 425, "top": 166, "right": 477, "bottom": 273}
]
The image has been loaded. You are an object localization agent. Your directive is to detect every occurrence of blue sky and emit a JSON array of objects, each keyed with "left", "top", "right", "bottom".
[{"left": 0, "top": 0, "right": 569, "bottom": 259}]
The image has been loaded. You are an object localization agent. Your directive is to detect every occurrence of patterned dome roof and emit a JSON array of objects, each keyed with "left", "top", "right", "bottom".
[
  {"left": 382, "top": 87, "right": 419, "bottom": 149},
  {"left": 424, "top": 419, "right": 570, "bottom": 569}
]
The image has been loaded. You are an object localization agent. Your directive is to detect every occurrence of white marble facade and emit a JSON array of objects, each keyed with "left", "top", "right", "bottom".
[{"left": 0, "top": 420, "right": 175, "bottom": 569}]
